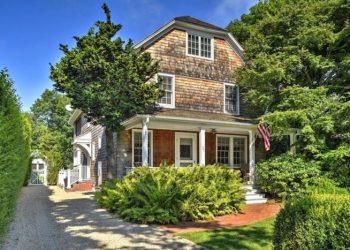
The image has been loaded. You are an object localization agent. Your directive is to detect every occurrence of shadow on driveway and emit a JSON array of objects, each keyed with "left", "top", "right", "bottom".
[{"left": 3, "top": 186, "right": 199, "bottom": 250}]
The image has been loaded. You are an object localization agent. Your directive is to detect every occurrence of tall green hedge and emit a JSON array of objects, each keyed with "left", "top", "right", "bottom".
[
  {"left": 0, "top": 70, "right": 31, "bottom": 242},
  {"left": 95, "top": 165, "right": 244, "bottom": 224},
  {"left": 274, "top": 193, "right": 350, "bottom": 249}
]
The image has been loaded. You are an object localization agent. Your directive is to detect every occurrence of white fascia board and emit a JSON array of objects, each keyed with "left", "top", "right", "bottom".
[
  {"left": 135, "top": 20, "right": 176, "bottom": 49},
  {"left": 68, "top": 109, "right": 83, "bottom": 126}
]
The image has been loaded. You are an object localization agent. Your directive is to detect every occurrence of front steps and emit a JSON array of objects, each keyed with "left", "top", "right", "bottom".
[{"left": 243, "top": 185, "right": 268, "bottom": 204}]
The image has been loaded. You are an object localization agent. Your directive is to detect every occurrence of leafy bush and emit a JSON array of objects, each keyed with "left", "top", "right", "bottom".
[
  {"left": 95, "top": 165, "right": 244, "bottom": 224},
  {"left": 0, "top": 70, "right": 31, "bottom": 243},
  {"left": 307, "top": 176, "right": 349, "bottom": 195},
  {"left": 273, "top": 193, "right": 350, "bottom": 249},
  {"left": 256, "top": 153, "right": 320, "bottom": 199}
]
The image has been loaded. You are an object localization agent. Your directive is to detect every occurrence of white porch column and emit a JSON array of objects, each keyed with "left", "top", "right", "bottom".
[
  {"left": 67, "top": 169, "right": 71, "bottom": 189},
  {"left": 290, "top": 132, "right": 296, "bottom": 155},
  {"left": 142, "top": 116, "right": 149, "bottom": 166},
  {"left": 248, "top": 130, "right": 256, "bottom": 184},
  {"left": 199, "top": 127, "right": 206, "bottom": 166},
  {"left": 77, "top": 149, "right": 82, "bottom": 181}
]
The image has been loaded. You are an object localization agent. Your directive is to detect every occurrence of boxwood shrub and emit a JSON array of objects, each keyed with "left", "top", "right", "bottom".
[
  {"left": 273, "top": 193, "right": 350, "bottom": 249},
  {"left": 255, "top": 153, "right": 320, "bottom": 199},
  {"left": 95, "top": 165, "right": 244, "bottom": 224}
]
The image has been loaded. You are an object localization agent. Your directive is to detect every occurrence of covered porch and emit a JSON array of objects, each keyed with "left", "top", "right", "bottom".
[{"left": 122, "top": 109, "right": 259, "bottom": 183}]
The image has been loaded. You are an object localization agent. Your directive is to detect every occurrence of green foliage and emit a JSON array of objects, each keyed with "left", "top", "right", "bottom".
[
  {"left": 256, "top": 154, "right": 320, "bottom": 199},
  {"left": 0, "top": 70, "right": 31, "bottom": 243},
  {"left": 273, "top": 193, "right": 350, "bottom": 249},
  {"left": 95, "top": 165, "right": 244, "bottom": 224},
  {"left": 228, "top": 0, "right": 350, "bottom": 188},
  {"left": 50, "top": 4, "right": 161, "bottom": 174},
  {"left": 30, "top": 89, "right": 72, "bottom": 185},
  {"left": 307, "top": 176, "right": 349, "bottom": 195}
]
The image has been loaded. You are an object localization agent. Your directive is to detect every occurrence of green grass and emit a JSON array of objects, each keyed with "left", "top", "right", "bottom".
[{"left": 178, "top": 217, "right": 275, "bottom": 250}]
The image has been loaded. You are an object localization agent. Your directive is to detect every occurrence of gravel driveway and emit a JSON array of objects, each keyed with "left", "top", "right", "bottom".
[{"left": 3, "top": 186, "right": 199, "bottom": 250}]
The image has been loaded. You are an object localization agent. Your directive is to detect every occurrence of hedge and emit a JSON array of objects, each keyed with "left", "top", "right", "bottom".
[
  {"left": 0, "top": 70, "right": 31, "bottom": 243},
  {"left": 95, "top": 165, "right": 245, "bottom": 224},
  {"left": 274, "top": 193, "right": 350, "bottom": 249}
]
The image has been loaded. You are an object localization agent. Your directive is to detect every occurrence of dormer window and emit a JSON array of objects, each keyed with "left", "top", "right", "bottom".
[
  {"left": 187, "top": 32, "right": 213, "bottom": 59},
  {"left": 224, "top": 83, "right": 240, "bottom": 115},
  {"left": 157, "top": 73, "right": 175, "bottom": 108}
]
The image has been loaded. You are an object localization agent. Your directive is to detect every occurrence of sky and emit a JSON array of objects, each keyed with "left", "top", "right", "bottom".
[{"left": 0, "top": 0, "right": 258, "bottom": 111}]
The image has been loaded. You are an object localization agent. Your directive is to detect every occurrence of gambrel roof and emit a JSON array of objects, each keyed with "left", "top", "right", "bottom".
[{"left": 135, "top": 16, "right": 243, "bottom": 59}]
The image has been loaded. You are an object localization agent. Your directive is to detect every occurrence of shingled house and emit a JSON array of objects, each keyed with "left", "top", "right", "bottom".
[{"left": 65, "top": 16, "right": 296, "bottom": 202}]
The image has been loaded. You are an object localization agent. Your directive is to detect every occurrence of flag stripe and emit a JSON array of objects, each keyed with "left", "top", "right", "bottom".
[{"left": 257, "top": 123, "right": 270, "bottom": 151}]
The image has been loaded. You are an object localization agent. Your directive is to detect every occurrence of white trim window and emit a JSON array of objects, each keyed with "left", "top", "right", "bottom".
[
  {"left": 224, "top": 83, "right": 240, "bottom": 115},
  {"left": 157, "top": 73, "right": 175, "bottom": 108},
  {"left": 186, "top": 32, "right": 214, "bottom": 60},
  {"left": 132, "top": 129, "right": 153, "bottom": 167},
  {"left": 216, "top": 135, "right": 247, "bottom": 168}
]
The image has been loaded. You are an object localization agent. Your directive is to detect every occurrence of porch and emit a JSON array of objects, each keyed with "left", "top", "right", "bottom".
[{"left": 121, "top": 109, "right": 260, "bottom": 183}]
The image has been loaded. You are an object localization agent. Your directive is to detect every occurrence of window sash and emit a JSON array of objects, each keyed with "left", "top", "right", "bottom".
[
  {"left": 133, "top": 131, "right": 152, "bottom": 166},
  {"left": 157, "top": 75, "right": 174, "bottom": 106},
  {"left": 224, "top": 84, "right": 238, "bottom": 114},
  {"left": 187, "top": 33, "right": 212, "bottom": 59},
  {"left": 217, "top": 136, "right": 246, "bottom": 167}
]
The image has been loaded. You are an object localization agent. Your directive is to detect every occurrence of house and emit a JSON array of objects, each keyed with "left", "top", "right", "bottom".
[{"left": 65, "top": 16, "right": 296, "bottom": 201}]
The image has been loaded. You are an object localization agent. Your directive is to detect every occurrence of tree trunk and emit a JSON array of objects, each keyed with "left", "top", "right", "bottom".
[{"left": 105, "top": 127, "right": 117, "bottom": 179}]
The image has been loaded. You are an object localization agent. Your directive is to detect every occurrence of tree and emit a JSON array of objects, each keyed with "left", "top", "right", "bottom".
[
  {"left": 228, "top": 0, "right": 350, "bottom": 186},
  {"left": 30, "top": 89, "right": 72, "bottom": 184},
  {"left": 50, "top": 4, "right": 160, "bottom": 177},
  {"left": 0, "top": 69, "right": 31, "bottom": 240}
]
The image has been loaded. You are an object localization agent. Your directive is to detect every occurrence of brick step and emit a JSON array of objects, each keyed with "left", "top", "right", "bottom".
[{"left": 66, "top": 181, "right": 93, "bottom": 192}]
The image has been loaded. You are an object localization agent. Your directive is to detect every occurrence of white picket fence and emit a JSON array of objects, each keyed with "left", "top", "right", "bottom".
[{"left": 58, "top": 166, "right": 80, "bottom": 189}]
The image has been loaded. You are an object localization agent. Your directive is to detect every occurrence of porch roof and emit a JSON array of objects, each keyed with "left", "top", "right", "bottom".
[{"left": 122, "top": 109, "right": 258, "bottom": 131}]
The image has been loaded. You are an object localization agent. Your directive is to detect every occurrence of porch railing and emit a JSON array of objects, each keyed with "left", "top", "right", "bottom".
[
  {"left": 58, "top": 166, "right": 80, "bottom": 189},
  {"left": 67, "top": 166, "right": 79, "bottom": 188}
]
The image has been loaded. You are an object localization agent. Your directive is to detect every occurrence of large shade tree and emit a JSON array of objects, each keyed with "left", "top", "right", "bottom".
[
  {"left": 228, "top": 0, "right": 350, "bottom": 186},
  {"left": 30, "top": 89, "right": 72, "bottom": 184},
  {"left": 50, "top": 4, "right": 160, "bottom": 177}
]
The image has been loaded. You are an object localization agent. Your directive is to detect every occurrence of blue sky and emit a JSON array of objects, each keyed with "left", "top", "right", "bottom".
[{"left": 0, "top": 0, "right": 258, "bottom": 111}]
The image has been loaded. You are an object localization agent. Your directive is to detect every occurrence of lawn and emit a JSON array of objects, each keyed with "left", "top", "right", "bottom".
[{"left": 178, "top": 217, "right": 275, "bottom": 250}]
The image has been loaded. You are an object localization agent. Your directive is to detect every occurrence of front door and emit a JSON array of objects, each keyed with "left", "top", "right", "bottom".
[{"left": 175, "top": 132, "right": 197, "bottom": 167}]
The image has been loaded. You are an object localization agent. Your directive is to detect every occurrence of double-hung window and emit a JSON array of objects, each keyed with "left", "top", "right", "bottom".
[
  {"left": 224, "top": 83, "right": 239, "bottom": 114},
  {"left": 157, "top": 73, "right": 175, "bottom": 108},
  {"left": 187, "top": 32, "right": 213, "bottom": 59},
  {"left": 132, "top": 130, "right": 153, "bottom": 167},
  {"left": 216, "top": 135, "right": 247, "bottom": 168}
]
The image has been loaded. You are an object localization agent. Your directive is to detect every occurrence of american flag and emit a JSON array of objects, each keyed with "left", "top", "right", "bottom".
[{"left": 257, "top": 122, "right": 270, "bottom": 151}]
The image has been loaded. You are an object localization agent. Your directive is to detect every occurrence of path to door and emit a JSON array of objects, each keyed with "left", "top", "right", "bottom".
[{"left": 4, "top": 186, "right": 199, "bottom": 250}]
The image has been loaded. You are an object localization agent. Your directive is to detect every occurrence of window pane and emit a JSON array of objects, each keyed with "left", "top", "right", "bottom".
[
  {"left": 233, "top": 138, "right": 245, "bottom": 167},
  {"left": 225, "top": 85, "right": 237, "bottom": 114},
  {"left": 217, "top": 137, "right": 230, "bottom": 165},
  {"left": 180, "top": 138, "right": 192, "bottom": 160}
]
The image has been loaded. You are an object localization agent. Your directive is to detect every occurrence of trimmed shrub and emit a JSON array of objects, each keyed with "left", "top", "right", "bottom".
[
  {"left": 273, "top": 193, "right": 350, "bottom": 249},
  {"left": 256, "top": 153, "right": 320, "bottom": 199},
  {"left": 95, "top": 165, "right": 244, "bottom": 224},
  {"left": 0, "top": 70, "right": 31, "bottom": 243}
]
